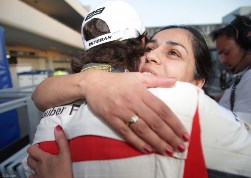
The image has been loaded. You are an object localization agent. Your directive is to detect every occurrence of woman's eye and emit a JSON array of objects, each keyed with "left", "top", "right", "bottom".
[
  {"left": 145, "top": 47, "right": 153, "bottom": 52},
  {"left": 168, "top": 50, "right": 179, "bottom": 57}
]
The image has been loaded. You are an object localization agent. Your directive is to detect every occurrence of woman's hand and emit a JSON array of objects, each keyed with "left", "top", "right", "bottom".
[
  {"left": 82, "top": 71, "right": 189, "bottom": 155},
  {"left": 27, "top": 126, "right": 73, "bottom": 178}
]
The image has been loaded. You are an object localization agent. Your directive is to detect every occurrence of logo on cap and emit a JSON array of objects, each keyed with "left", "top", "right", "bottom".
[
  {"left": 88, "top": 35, "right": 112, "bottom": 47},
  {"left": 85, "top": 7, "right": 105, "bottom": 21}
]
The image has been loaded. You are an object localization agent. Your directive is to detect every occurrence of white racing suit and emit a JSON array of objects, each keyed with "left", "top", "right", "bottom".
[{"left": 23, "top": 82, "right": 251, "bottom": 178}]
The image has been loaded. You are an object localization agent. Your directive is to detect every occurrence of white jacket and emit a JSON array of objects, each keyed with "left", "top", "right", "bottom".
[{"left": 23, "top": 82, "right": 251, "bottom": 178}]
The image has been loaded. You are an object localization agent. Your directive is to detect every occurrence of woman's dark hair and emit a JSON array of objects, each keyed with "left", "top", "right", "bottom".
[
  {"left": 151, "top": 25, "right": 213, "bottom": 85},
  {"left": 71, "top": 18, "right": 147, "bottom": 73}
]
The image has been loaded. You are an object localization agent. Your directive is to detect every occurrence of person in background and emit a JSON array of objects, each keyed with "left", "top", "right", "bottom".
[{"left": 210, "top": 15, "right": 251, "bottom": 124}]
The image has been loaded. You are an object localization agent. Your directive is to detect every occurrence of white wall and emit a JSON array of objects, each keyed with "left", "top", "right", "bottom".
[{"left": 0, "top": 0, "right": 83, "bottom": 49}]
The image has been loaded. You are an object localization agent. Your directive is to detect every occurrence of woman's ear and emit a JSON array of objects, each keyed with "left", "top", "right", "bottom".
[{"left": 195, "top": 79, "right": 205, "bottom": 88}]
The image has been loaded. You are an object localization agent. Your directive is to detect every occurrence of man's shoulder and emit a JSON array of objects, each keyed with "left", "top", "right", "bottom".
[{"left": 148, "top": 82, "right": 200, "bottom": 117}]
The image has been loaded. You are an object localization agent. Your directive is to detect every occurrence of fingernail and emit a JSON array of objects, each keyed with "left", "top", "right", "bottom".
[
  {"left": 178, "top": 144, "right": 186, "bottom": 152},
  {"left": 56, "top": 125, "right": 63, "bottom": 132},
  {"left": 182, "top": 133, "right": 190, "bottom": 142},
  {"left": 144, "top": 145, "right": 153, "bottom": 153},
  {"left": 166, "top": 147, "right": 173, "bottom": 156}
]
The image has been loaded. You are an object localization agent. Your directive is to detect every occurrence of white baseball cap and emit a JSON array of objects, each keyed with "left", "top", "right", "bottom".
[{"left": 81, "top": 0, "right": 145, "bottom": 50}]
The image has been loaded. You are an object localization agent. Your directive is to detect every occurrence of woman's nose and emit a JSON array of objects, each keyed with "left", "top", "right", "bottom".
[{"left": 145, "top": 50, "right": 160, "bottom": 64}]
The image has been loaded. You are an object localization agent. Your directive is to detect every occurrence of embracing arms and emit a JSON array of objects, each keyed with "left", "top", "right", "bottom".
[{"left": 32, "top": 70, "right": 189, "bottom": 154}]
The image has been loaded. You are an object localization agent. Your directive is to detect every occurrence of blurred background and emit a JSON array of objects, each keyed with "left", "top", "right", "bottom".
[{"left": 0, "top": 0, "right": 250, "bottom": 177}]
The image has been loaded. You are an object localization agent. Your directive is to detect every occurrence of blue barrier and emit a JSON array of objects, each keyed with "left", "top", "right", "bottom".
[{"left": 0, "top": 26, "right": 20, "bottom": 149}]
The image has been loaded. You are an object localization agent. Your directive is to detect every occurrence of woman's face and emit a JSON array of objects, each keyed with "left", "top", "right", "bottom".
[{"left": 140, "top": 28, "right": 204, "bottom": 87}]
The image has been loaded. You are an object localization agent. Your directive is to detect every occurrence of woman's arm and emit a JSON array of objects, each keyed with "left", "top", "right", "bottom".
[
  {"left": 32, "top": 70, "right": 189, "bottom": 154},
  {"left": 32, "top": 72, "right": 88, "bottom": 111},
  {"left": 32, "top": 70, "right": 176, "bottom": 111}
]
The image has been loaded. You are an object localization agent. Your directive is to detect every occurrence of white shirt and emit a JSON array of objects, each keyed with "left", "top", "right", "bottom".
[
  {"left": 23, "top": 82, "right": 251, "bottom": 178},
  {"left": 219, "top": 68, "right": 251, "bottom": 124}
]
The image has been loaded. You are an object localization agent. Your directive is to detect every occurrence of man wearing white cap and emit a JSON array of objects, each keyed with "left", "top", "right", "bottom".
[{"left": 23, "top": 0, "right": 152, "bottom": 177}]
